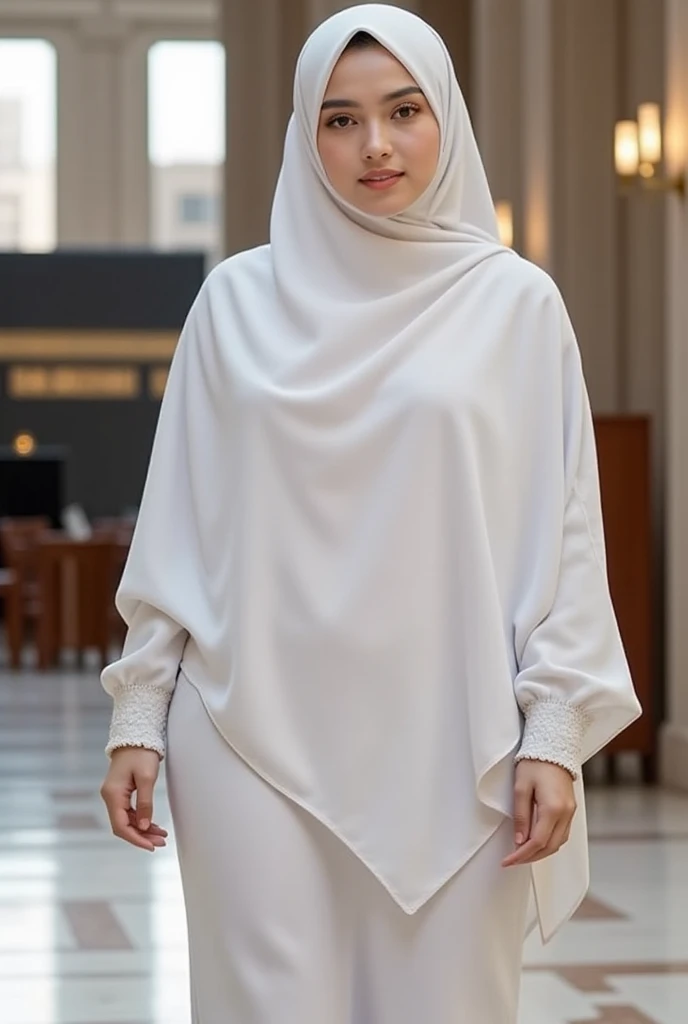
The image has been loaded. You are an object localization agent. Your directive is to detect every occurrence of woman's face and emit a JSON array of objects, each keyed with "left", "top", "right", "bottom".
[{"left": 317, "top": 44, "right": 441, "bottom": 217}]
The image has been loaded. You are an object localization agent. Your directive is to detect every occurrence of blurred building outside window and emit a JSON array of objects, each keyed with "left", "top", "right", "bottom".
[
  {"left": 179, "top": 192, "right": 219, "bottom": 224},
  {"left": 148, "top": 40, "right": 225, "bottom": 266},
  {"left": 0, "top": 40, "right": 56, "bottom": 251},
  {"left": 0, "top": 193, "right": 21, "bottom": 248}
]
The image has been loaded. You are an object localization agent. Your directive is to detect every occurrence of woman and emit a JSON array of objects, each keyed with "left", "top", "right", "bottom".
[{"left": 100, "top": 6, "right": 641, "bottom": 1022}]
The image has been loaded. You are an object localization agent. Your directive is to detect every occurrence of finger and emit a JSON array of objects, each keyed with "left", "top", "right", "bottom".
[
  {"left": 512, "top": 777, "right": 535, "bottom": 847},
  {"left": 107, "top": 802, "right": 157, "bottom": 851},
  {"left": 139, "top": 832, "right": 166, "bottom": 848},
  {"left": 101, "top": 783, "right": 132, "bottom": 835},
  {"left": 125, "top": 809, "right": 168, "bottom": 837},
  {"left": 124, "top": 816, "right": 167, "bottom": 847},
  {"left": 503, "top": 805, "right": 571, "bottom": 866},
  {"left": 109, "top": 802, "right": 132, "bottom": 837},
  {"left": 502, "top": 835, "right": 542, "bottom": 867},
  {"left": 101, "top": 780, "right": 160, "bottom": 852},
  {"left": 115, "top": 822, "right": 158, "bottom": 852},
  {"left": 503, "top": 805, "right": 557, "bottom": 867},
  {"left": 521, "top": 819, "right": 571, "bottom": 864},
  {"left": 134, "top": 771, "right": 156, "bottom": 832}
]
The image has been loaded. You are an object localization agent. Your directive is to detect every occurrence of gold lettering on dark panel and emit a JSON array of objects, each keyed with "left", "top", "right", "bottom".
[
  {"left": 8, "top": 366, "right": 141, "bottom": 399},
  {"left": 148, "top": 366, "right": 169, "bottom": 400},
  {"left": 0, "top": 330, "right": 178, "bottom": 362}
]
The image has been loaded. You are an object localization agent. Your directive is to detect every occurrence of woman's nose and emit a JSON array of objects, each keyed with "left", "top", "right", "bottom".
[{"left": 362, "top": 122, "right": 393, "bottom": 161}]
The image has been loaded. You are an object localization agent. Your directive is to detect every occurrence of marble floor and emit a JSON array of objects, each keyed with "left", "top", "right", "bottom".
[{"left": 0, "top": 666, "right": 686, "bottom": 1024}]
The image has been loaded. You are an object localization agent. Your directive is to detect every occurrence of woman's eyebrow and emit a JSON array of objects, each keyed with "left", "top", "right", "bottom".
[{"left": 321, "top": 86, "right": 424, "bottom": 111}]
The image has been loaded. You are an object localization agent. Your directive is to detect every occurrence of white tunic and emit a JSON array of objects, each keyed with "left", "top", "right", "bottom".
[
  {"left": 165, "top": 668, "right": 533, "bottom": 1024},
  {"left": 102, "top": 3, "right": 641, "bottom": 945}
]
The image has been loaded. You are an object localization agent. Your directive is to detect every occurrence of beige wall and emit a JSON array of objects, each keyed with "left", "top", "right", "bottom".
[
  {"left": 421, "top": 0, "right": 472, "bottom": 108},
  {"left": 471, "top": 0, "right": 522, "bottom": 242},
  {"left": 661, "top": 0, "right": 688, "bottom": 789},
  {"left": 222, "top": 0, "right": 290, "bottom": 255},
  {"left": 473, "top": 0, "right": 665, "bottom": 413}
]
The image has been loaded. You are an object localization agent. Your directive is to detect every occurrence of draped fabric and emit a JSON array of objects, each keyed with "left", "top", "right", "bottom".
[{"left": 103, "top": 4, "right": 641, "bottom": 941}]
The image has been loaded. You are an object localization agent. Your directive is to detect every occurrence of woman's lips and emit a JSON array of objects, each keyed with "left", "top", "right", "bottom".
[{"left": 359, "top": 172, "right": 405, "bottom": 191}]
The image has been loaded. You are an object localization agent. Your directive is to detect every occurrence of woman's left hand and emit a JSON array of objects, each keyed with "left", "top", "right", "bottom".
[{"left": 501, "top": 760, "right": 577, "bottom": 868}]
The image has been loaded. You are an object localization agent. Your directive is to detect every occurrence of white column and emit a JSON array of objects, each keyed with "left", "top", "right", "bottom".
[
  {"left": 58, "top": 19, "right": 128, "bottom": 245},
  {"left": 56, "top": 17, "right": 152, "bottom": 247},
  {"left": 661, "top": 0, "right": 688, "bottom": 789},
  {"left": 57, "top": 27, "right": 115, "bottom": 245},
  {"left": 119, "top": 33, "right": 151, "bottom": 247}
]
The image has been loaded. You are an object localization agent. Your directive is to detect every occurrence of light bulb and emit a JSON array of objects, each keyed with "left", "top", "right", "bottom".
[
  {"left": 615, "top": 121, "right": 639, "bottom": 177},
  {"left": 495, "top": 201, "right": 513, "bottom": 248},
  {"left": 13, "top": 432, "right": 37, "bottom": 457},
  {"left": 637, "top": 103, "right": 662, "bottom": 165}
]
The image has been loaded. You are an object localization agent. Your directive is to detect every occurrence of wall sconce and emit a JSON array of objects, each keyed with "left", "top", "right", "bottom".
[
  {"left": 495, "top": 201, "right": 514, "bottom": 247},
  {"left": 614, "top": 103, "right": 685, "bottom": 196},
  {"left": 12, "top": 431, "right": 37, "bottom": 457}
]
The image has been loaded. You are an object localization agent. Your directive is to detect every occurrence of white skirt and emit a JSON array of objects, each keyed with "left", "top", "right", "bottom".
[{"left": 166, "top": 671, "right": 531, "bottom": 1024}]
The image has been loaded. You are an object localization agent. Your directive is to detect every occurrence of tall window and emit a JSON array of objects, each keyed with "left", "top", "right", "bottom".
[
  {"left": 0, "top": 39, "right": 57, "bottom": 251},
  {"left": 148, "top": 41, "right": 225, "bottom": 265}
]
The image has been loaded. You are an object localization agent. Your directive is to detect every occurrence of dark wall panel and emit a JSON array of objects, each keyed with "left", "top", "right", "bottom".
[
  {"left": 0, "top": 251, "right": 205, "bottom": 328},
  {"left": 0, "top": 251, "right": 206, "bottom": 519},
  {"left": 0, "top": 379, "right": 160, "bottom": 517}
]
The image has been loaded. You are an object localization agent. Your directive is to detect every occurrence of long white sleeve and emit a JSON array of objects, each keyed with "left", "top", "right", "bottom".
[
  {"left": 102, "top": 604, "right": 188, "bottom": 757},
  {"left": 100, "top": 281, "right": 214, "bottom": 759},
  {"left": 512, "top": 318, "right": 641, "bottom": 779}
]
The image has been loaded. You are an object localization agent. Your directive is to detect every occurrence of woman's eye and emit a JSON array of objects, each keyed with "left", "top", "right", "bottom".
[
  {"left": 393, "top": 103, "right": 420, "bottom": 120},
  {"left": 328, "top": 114, "right": 354, "bottom": 129}
]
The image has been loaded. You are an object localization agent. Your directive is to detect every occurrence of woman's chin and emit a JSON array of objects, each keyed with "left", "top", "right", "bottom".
[{"left": 351, "top": 188, "right": 415, "bottom": 218}]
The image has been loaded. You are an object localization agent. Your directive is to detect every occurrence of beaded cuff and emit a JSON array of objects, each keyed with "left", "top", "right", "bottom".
[
  {"left": 514, "top": 698, "right": 589, "bottom": 780},
  {"left": 105, "top": 683, "right": 172, "bottom": 759}
]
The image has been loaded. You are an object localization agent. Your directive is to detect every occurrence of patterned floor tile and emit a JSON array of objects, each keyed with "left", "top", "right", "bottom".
[{"left": 1, "top": 665, "right": 687, "bottom": 1024}]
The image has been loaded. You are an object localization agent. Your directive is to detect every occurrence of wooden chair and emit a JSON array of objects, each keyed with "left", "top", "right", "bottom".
[
  {"left": 0, "top": 517, "right": 51, "bottom": 668},
  {"left": 0, "top": 567, "right": 22, "bottom": 669},
  {"left": 0, "top": 516, "right": 51, "bottom": 556},
  {"left": 36, "top": 535, "right": 129, "bottom": 669},
  {"left": 92, "top": 516, "right": 136, "bottom": 542}
]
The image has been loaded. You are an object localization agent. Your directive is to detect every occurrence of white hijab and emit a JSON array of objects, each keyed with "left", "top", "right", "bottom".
[
  {"left": 271, "top": 3, "right": 508, "bottom": 306},
  {"left": 106, "top": 4, "right": 640, "bottom": 943}
]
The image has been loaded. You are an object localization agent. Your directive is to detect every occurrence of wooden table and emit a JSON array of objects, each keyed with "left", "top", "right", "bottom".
[{"left": 36, "top": 533, "right": 129, "bottom": 669}]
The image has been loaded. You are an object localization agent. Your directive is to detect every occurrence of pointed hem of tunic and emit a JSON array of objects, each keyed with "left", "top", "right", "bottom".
[
  {"left": 180, "top": 669, "right": 508, "bottom": 915},
  {"left": 535, "top": 882, "right": 587, "bottom": 946}
]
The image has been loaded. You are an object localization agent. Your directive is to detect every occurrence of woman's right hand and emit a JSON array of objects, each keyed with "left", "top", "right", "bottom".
[{"left": 100, "top": 747, "right": 168, "bottom": 852}]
